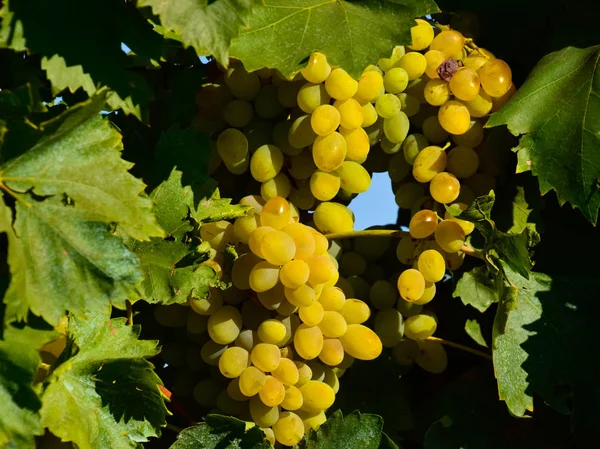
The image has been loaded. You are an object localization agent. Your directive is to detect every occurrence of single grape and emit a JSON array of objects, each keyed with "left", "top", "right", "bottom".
[
  {"left": 479, "top": 59, "right": 512, "bottom": 97},
  {"left": 259, "top": 375, "right": 286, "bottom": 407},
  {"left": 325, "top": 68, "right": 358, "bottom": 101},
  {"left": 306, "top": 255, "right": 337, "bottom": 286},
  {"left": 309, "top": 170, "right": 341, "bottom": 201},
  {"left": 435, "top": 219, "right": 466, "bottom": 253},
  {"left": 339, "top": 324, "right": 382, "bottom": 360},
  {"left": 294, "top": 324, "right": 324, "bottom": 360},
  {"left": 415, "top": 341, "right": 448, "bottom": 373},
  {"left": 402, "top": 133, "right": 428, "bottom": 165},
  {"left": 261, "top": 196, "right": 292, "bottom": 229},
  {"left": 200, "top": 340, "right": 227, "bottom": 366},
  {"left": 424, "top": 50, "right": 446, "bottom": 78},
  {"left": 396, "top": 52, "right": 427, "bottom": 80},
  {"left": 217, "top": 128, "right": 249, "bottom": 167},
  {"left": 422, "top": 116, "right": 450, "bottom": 144},
  {"left": 285, "top": 284, "right": 316, "bottom": 308},
  {"left": 414, "top": 280, "right": 436, "bottom": 305},
  {"left": 361, "top": 102, "right": 378, "bottom": 127},
  {"left": 313, "top": 202, "right": 354, "bottom": 234},
  {"left": 429, "top": 30, "right": 466, "bottom": 57},
  {"left": 417, "top": 249, "right": 446, "bottom": 282},
  {"left": 424, "top": 79, "right": 451, "bottom": 106},
  {"left": 288, "top": 115, "right": 317, "bottom": 149},
  {"left": 273, "top": 412, "right": 305, "bottom": 446},
  {"left": 261, "top": 172, "right": 292, "bottom": 200},
  {"left": 312, "top": 132, "right": 347, "bottom": 172},
  {"left": 397, "top": 268, "right": 426, "bottom": 302},
  {"left": 449, "top": 68, "right": 481, "bottom": 101},
  {"left": 340, "top": 126, "right": 370, "bottom": 162},
  {"left": 383, "top": 67, "right": 409, "bottom": 94},
  {"left": 340, "top": 299, "right": 370, "bottom": 324},
  {"left": 409, "top": 19, "right": 434, "bottom": 51},
  {"left": 463, "top": 91, "right": 493, "bottom": 118},
  {"left": 223, "top": 99, "right": 254, "bottom": 128},
  {"left": 412, "top": 145, "right": 447, "bottom": 182},
  {"left": 280, "top": 259, "right": 310, "bottom": 289},
  {"left": 219, "top": 347, "right": 250, "bottom": 378},
  {"left": 354, "top": 70, "right": 384, "bottom": 103},
  {"left": 319, "top": 338, "right": 345, "bottom": 366},
  {"left": 438, "top": 100, "right": 471, "bottom": 134},
  {"left": 452, "top": 120, "right": 484, "bottom": 148},
  {"left": 301, "top": 52, "right": 332, "bottom": 83},
  {"left": 334, "top": 98, "right": 363, "bottom": 129},
  {"left": 383, "top": 111, "right": 410, "bottom": 143},
  {"left": 260, "top": 230, "right": 296, "bottom": 265},
  {"left": 297, "top": 83, "right": 330, "bottom": 114},
  {"left": 311, "top": 104, "right": 341, "bottom": 136},
  {"left": 447, "top": 146, "right": 479, "bottom": 179},
  {"left": 250, "top": 144, "right": 284, "bottom": 182},
  {"left": 374, "top": 308, "right": 404, "bottom": 347},
  {"left": 337, "top": 161, "right": 371, "bottom": 193},
  {"left": 395, "top": 182, "right": 425, "bottom": 209},
  {"left": 299, "top": 301, "right": 325, "bottom": 326},
  {"left": 224, "top": 64, "right": 261, "bottom": 100},
  {"left": 318, "top": 311, "right": 347, "bottom": 338},
  {"left": 430, "top": 172, "right": 461, "bottom": 204},
  {"left": 375, "top": 94, "right": 402, "bottom": 118},
  {"left": 405, "top": 313, "right": 437, "bottom": 340},
  {"left": 208, "top": 305, "right": 243, "bottom": 344},
  {"left": 249, "top": 261, "right": 280, "bottom": 293},
  {"left": 258, "top": 320, "right": 288, "bottom": 345}
]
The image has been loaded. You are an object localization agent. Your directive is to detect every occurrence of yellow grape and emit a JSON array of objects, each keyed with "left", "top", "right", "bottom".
[
  {"left": 261, "top": 172, "right": 291, "bottom": 201},
  {"left": 374, "top": 308, "right": 404, "bottom": 347},
  {"left": 295, "top": 361, "right": 312, "bottom": 387},
  {"left": 337, "top": 161, "right": 371, "bottom": 193},
  {"left": 250, "top": 144, "right": 284, "bottom": 182},
  {"left": 307, "top": 255, "right": 337, "bottom": 286},
  {"left": 340, "top": 126, "right": 370, "bottom": 162},
  {"left": 424, "top": 79, "right": 451, "bottom": 106},
  {"left": 297, "top": 83, "right": 330, "bottom": 114},
  {"left": 463, "top": 55, "right": 488, "bottom": 72},
  {"left": 207, "top": 305, "right": 242, "bottom": 344},
  {"left": 280, "top": 259, "right": 310, "bottom": 289},
  {"left": 354, "top": 70, "right": 384, "bottom": 103},
  {"left": 249, "top": 226, "right": 275, "bottom": 258},
  {"left": 282, "top": 223, "right": 316, "bottom": 260},
  {"left": 239, "top": 366, "right": 267, "bottom": 396},
  {"left": 288, "top": 114, "right": 317, "bottom": 149},
  {"left": 312, "top": 132, "right": 347, "bottom": 172},
  {"left": 219, "top": 347, "right": 250, "bottom": 378},
  {"left": 259, "top": 375, "right": 286, "bottom": 407},
  {"left": 383, "top": 111, "right": 410, "bottom": 144},
  {"left": 240, "top": 194, "right": 266, "bottom": 214},
  {"left": 464, "top": 91, "right": 493, "bottom": 118},
  {"left": 234, "top": 213, "right": 261, "bottom": 245},
  {"left": 261, "top": 196, "right": 292, "bottom": 230},
  {"left": 272, "top": 358, "right": 300, "bottom": 386},
  {"left": 299, "top": 301, "right": 325, "bottom": 326},
  {"left": 231, "top": 253, "right": 261, "bottom": 290},
  {"left": 447, "top": 146, "right": 479, "bottom": 179},
  {"left": 430, "top": 30, "right": 466, "bottom": 57},
  {"left": 285, "top": 284, "right": 316, "bottom": 308},
  {"left": 449, "top": 67, "right": 481, "bottom": 101},
  {"left": 311, "top": 104, "right": 340, "bottom": 136},
  {"left": 260, "top": 230, "right": 296, "bottom": 265},
  {"left": 249, "top": 396, "right": 280, "bottom": 428},
  {"left": 405, "top": 314, "right": 437, "bottom": 340},
  {"left": 325, "top": 68, "right": 358, "bottom": 100},
  {"left": 340, "top": 299, "right": 370, "bottom": 324},
  {"left": 409, "top": 19, "right": 434, "bottom": 50},
  {"left": 396, "top": 52, "right": 427, "bottom": 80},
  {"left": 361, "top": 102, "right": 378, "bottom": 127},
  {"left": 249, "top": 261, "right": 280, "bottom": 293},
  {"left": 339, "top": 324, "right": 382, "bottom": 360},
  {"left": 422, "top": 116, "right": 449, "bottom": 144},
  {"left": 378, "top": 45, "right": 406, "bottom": 72},
  {"left": 251, "top": 343, "right": 281, "bottom": 372},
  {"left": 334, "top": 98, "right": 363, "bottom": 129},
  {"left": 282, "top": 386, "right": 304, "bottom": 410},
  {"left": 318, "top": 287, "right": 346, "bottom": 311},
  {"left": 313, "top": 202, "right": 354, "bottom": 234},
  {"left": 414, "top": 281, "right": 436, "bottom": 305},
  {"left": 415, "top": 341, "right": 448, "bottom": 373},
  {"left": 294, "top": 324, "right": 324, "bottom": 360},
  {"left": 397, "top": 268, "right": 426, "bottom": 302},
  {"left": 417, "top": 249, "right": 445, "bottom": 282},
  {"left": 435, "top": 219, "right": 466, "bottom": 253},
  {"left": 430, "top": 172, "right": 461, "bottom": 204},
  {"left": 301, "top": 52, "right": 331, "bottom": 83},
  {"left": 299, "top": 381, "right": 335, "bottom": 412},
  {"left": 319, "top": 338, "right": 344, "bottom": 366},
  {"left": 383, "top": 67, "right": 409, "bottom": 94},
  {"left": 318, "top": 311, "right": 347, "bottom": 338},
  {"left": 273, "top": 412, "right": 305, "bottom": 446},
  {"left": 479, "top": 59, "right": 512, "bottom": 97},
  {"left": 310, "top": 170, "right": 341, "bottom": 202},
  {"left": 424, "top": 50, "right": 446, "bottom": 79},
  {"left": 438, "top": 100, "right": 471, "bottom": 135},
  {"left": 444, "top": 204, "right": 475, "bottom": 235},
  {"left": 412, "top": 145, "right": 447, "bottom": 182},
  {"left": 200, "top": 220, "right": 235, "bottom": 252},
  {"left": 189, "top": 289, "right": 223, "bottom": 316},
  {"left": 258, "top": 320, "right": 288, "bottom": 345}
]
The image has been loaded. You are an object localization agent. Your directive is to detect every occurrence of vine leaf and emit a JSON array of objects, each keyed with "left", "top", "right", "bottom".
[
  {"left": 464, "top": 319, "right": 488, "bottom": 348},
  {"left": 194, "top": 194, "right": 251, "bottom": 224},
  {"left": 0, "top": 323, "right": 57, "bottom": 449},
  {"left": 298, "top": 410, "right": 398, "bottom": 449},
  {"left": 150, "top": 169, "right": 195, "bottom": 241},
  {"left": 453, "top": 266, "right": 501, "bottom": 313},
  {"left": 40, "top": 307, "right": 168, "bottom": 449},
  {"left": 0, "top": 95, "right": 163, "bottom": 325},
  {"left": 138, "top": 0, "right": 257, "bottom": 64},
  {"left": 492, "top": 267, "right": 600, "bottom": 430},
  {"left": 170, "top": 414, "right": 271, "bottom": 449},
  {"left": 230, "top": 0, "right": 439, "bottom": 79},
  {"left": 487, "top": 45, "right": 600, "bottom": 225}
]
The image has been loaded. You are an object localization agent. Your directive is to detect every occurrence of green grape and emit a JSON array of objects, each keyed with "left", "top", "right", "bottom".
[
  {"left": 277, "top": 81, "right": 302, "bottom": 108},
  {"left": 338, "top": 252, "right": 367, "bottom": 277},
  {"left": 279, "top": 259, "right": 310, "bottom": 289},
  {"left": 310, "top": 170, "right": 341, "bottom": 202},
  {"left": 250, "top": 261, "right": 280, "bottom": 293},
  {"left": 422, "top": 116, "right": 450, "bottom": 144},
  {"left": 404, "top": 313, "right": 437, "bottom": 340},
  {"left": 443, "top": 204, "right": 474, "bottom": 235},
  {"left": 446, "top": 146, "right": 479, "bottom": 178},
  {"left": 409, "top": 209, "right": 438, "bottom": 239},
  {"left": 435, "top": 219, "right": 465, "bottom": 253},
  {"left": 216, "top": 390, "right": 246, "bottom": 416},
  {"left": 375, "top": 93, "right": 401, "bottom": 119},
  {"left": 409, "top": 19, "right": 434, "bottom": 50},
  {"left": 219, "top": 347, "right": 250, "bottom": 378},
  {"left": 299, "top": 301, "right": 325, "bottom": 326},
  {"left": 325, "top": 68, "right": 358, "bottom": 101},
  {"left": 200, "top": 220, "right": 235, "bottom": 252},
  {"left": 187, "top": 309, "right": 209, "bottom": 335},
  {"left": 301, "top": 52, "right": 331, "bottom": 83},
  {"left": 307, "top": 255, "right": 337, "bottom": 286},
  {"left": 297, "top": 83, "right": 330, "bottom": 114},
  {"left": 340, "top": 299, "right": 370, "bottom": 324},
  {"left": 318, "top": 338, "right": 344, "bottom": 366},
  {"left": 289, "top": 181, "right": 316, "bottom": 211},
  {"left": 276, "top": 299, "right": 299, "bottom": 317},
  {"left": 294, "top": 324, "right": 324, "bottom": 360},
  {"left": 430, "top": 172, "right": 461, "bottom": 204},
  {"left": 154, "top": 304, "right": 188, "bottom": 328},
  {"left": 345, "top": 275, "right": 370, "bottom": 301},
  {"left": 402, "top": 133, "right": 428, "bottom": 165},
  {"left": 282, "top": 223, "right": 316, "bottom": 261},
  {"left": 395, "top": 182, "right": 425, "bottom": 209},
  {"left": 337, "top": 161, "right": 371, "bottom": 193},
  {"left": 383, "top": 111, "right": 410, "bottom": 144},
  {"left": 259, "top": 375, "right": 286, "bottom": 406},
  {"left": 318, "top": 287, "right": 346, "bottom": 311},
  {"left": 224, "top": 64, "right": 261, "bottom": 100},
  {"left": 374, "top": 309, "right": 404, "bottom": 348},
  {"left": 380, "top": 135, "right": 401, "bottom": 154},
  {"left": 377, "top": 45, "right": 406, "bottom": 71},
  {"left": 261, "top": 173, "right": 291, "bottom": 201},
  {"left": 417, "top": 249, "right": 446, "bottom": 282},
  {"left": 449, "top": 67, "right": 481, "bottom": 101},
  {"left": 251, "top": 343, "right": 281, "bottom": 372},
  {"left": 193, "top": 379, "right": 222, "bottom": 407},
  {"left": 233, "top": 213, "right": 260, "bottom": 244},
  {"left": 397, "top": 93, "right": 421, "bottom": 116},
  {"left": 260, "top": 230, "right": 296, "bottom": 265},
  {"left": 451, "top": 120, "right": 484, "bottom": 148},
  {"left": 272, "top": 121, "right": 301, "bottom": 157},
  {"left": 414, "top": 281, "right": 436, "bottom": 305},
  {"left": 261, "top": 196, "right": 292, "bottom": 230},
  {"left": 313, "top": 202, "right": 354, "bottom": 234},
  {"left": 388, "top": 152, "right": 411, "bottom": 183},
  {"left": 249, "top": 226, "right": 275, "bottom": 258},
  {"left": 223, "top": 99, "right": 254, "bottom": 128},
  {"left": 190, "top": 290, "right": 224, "bottom": 316},
  {"left": 285, "top": 284, "right": 316, "bottom": 308},
  {"left": 235, "top": 329, "right": 258, "bottom": 352},
  {"left": 216, "top": 128, "right": 248, "bottom": 167},
  {"left": 208, "top": 306, "right": 243, "bottom": 345},
  {"left": 334, "top": 98, "right": 363, "bottom": 129},
  {"left": 288, "top": 151, "right": 316, "bottom": 181},
  {"left": 392, "top": 339, "right": 420, "bottom": 365},
  {"left": 397, "top": 268, "right": 426, "bottom": 302},
  {"left": 289, "top": 115, "right": 317, "bottom": 149},
  {"left": 200, "top": 340, "right": 227, "bottom": 366},
  {"left": 253, "top": 84, "right": 284, "bottom": 119},
  {"left": 318, "top": 311, "right": 347, "bottom": 338},
  {"left": 479, "top": 59, "right": 512, "bottom": 97},
  {"left": 312, "top": 132, "right": 347, "bottom": 172},
  {"left": 415, "top": 341, "right": 448, "bottom": 373},
  {"left": 339, "top": 324, "right": 382, "bottom": 360},
  {"left": 396, "top": 52, "right": 427, "bottom": 80},
  {"left": 273, "top": 412, "right": 305, "bottom": 446},
  {"left": 258, "top": 320, "right": 288, "bottom": 345},
  {"left": 310, "top": 104, "right": 340, "bottom": 136},
  {"left": 424, "top": 50, "right": 446, "bottom": 79},
  {"left": 231, "top": 253, "right": 261, "bottom": 290},
  {"left": 361, "top": 102, "right": 378, "bottom": 127},
  {"left": 395, "top": 236, "right": 417, "bottom": 265},
  {"left": 369, "top": 280, "right": 398, "bottom": 310},
  {"left": 250, "top": 144, "right": 284, "bottom": 183},
  {"left": 438, "top": 100, "right": 471, "bottom": 135},
  {"left": 464, "top": 91, "right": 493, "bottom": 118},
  {"left": 396, "top": 298, "right": 423, "bottom": 317},
  {"left": 430, "top": 30, "right": 465, "bottom": 57},
  {"left": 412, "top": 145, "right": 447, "bottom": 182},
  {"left": 340, "top": 126, "right": 370, "bottom": 162},
  {"left": 354, "top": 70, "right": 384, "bottom": 103},
  {"left": 298, "top": 381, "right": 335, "bottom": 412},
  {"left": 363, "top": 117, "right": 384, "bottom": 146},
  {"left": 250, "top": 395, "right": 280, "bottom": 427},
  {"left": 424, "top": 79, "right": 451, "bottom": 106},
  {"left": 243, "top": 119, "right": 275, "bottom": 153}
]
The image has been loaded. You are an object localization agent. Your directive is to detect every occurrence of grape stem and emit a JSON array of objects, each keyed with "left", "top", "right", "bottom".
[
  {"left": 325, "top": 229, "right": 410, "bottom": 240},
  {"left": 426, "top": 336, "right": 492, "bottom": 360},
  {"left": 166, "top": 423, "right": 184, "bottom": 433},
  {"left": 460, "top": 244, "right": 483, "bottom": 259}
]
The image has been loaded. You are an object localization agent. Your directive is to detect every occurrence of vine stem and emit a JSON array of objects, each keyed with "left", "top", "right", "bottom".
[
  {"left": 166, "top": 423, "right": 184, "bottom": 433},
  {"left": 426, "top": 336, "right": 492, "bottom": 360},
  {"left": 460, "top": 245, "right": 483, "bottom": 259}
]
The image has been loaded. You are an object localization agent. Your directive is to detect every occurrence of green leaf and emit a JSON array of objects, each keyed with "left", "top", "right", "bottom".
[
  {"left": 492, "top": 268, "right": 600, "bottom": 430},
  {"left": 486, "top": 45, "right": 600, "bottom": 224},
  {"left": 194, "top": 195, "right": 251, "bottom": 224},
  {"left": 40, "top": 307, "right": 168, "bottom": 449},
  {"left": 230, "top": 0, "right": 439, "bottom": 79},
  {"left": 0, "top": 95, "right": 163, "bottom": 325},
  {"left": 465, "top": 319, "right": 488, "bottom": 348},
  {"left": 453, "top": 265, "right": 501, "bottom": 313},
  {"left": 150, "top": 169, "right": 194, "bottom": 241},
  {"left": 170, "top": 414, "right": 271, "bottom": 449},
  {"left": 0, "top": 323, "right": 57, "bottom": 449},
  {"left": 298, "top": 410, "right": 398, "bottom": 449},
  {"left": 138, "top": 0, "right": 257, "bottom": 64}
]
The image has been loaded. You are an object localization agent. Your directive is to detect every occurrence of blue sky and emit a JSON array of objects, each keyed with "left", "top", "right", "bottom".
[{"left": 348, "top": 173, "right": 398, "bottom": 230}]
